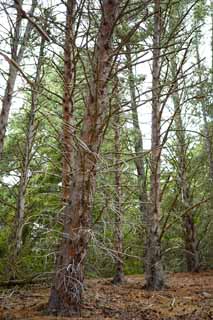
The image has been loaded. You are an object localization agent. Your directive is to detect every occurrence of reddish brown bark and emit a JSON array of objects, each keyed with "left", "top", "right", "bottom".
[{"left": 48, "top": 0, "right": 119, "bottom": 315}]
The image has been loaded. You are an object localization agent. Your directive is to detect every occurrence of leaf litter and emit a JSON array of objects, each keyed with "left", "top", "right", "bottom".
[{"left": 0, "top": 271, "right": 212, "bottom": 320}]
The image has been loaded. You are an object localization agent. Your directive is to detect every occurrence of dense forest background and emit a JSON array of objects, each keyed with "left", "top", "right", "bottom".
[{"left": 0, "top": 0, "right": 212, "bottom": 316}]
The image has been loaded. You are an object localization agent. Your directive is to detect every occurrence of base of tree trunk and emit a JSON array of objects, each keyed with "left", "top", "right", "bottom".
[
  {"left": 185, "top": 256, "right": 200, "bottom": 273},
  {"left": 144, "top": 258, "right": 165, "bottom": 290},
  {"left": 144, "top": 279, "right": 165, "bottom": 291},
  {"left": 47, "top": 286, "right": 81, "bottom": 316},
  {"left": 143, "top": 282, "right": 166, "bottom": 290},
  {"left": 111, "top": 272, "right": 125, "bottom": 285}
]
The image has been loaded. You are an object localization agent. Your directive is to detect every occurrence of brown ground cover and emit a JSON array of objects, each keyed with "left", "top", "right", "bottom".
[{"left": 0, "top": 271, "right": 212, "bottom": 320}]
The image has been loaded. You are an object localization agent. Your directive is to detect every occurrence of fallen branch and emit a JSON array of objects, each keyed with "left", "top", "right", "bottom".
[{"left": 0, "top": 275, "right": 52, "bottom": 287}]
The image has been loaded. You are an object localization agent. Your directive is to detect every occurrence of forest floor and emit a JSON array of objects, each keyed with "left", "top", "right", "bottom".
[{"left": 0, "top": 271, "right": 212, "bottom": 320}]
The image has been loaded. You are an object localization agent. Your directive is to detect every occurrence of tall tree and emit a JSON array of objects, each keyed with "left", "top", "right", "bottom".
[
  {"left": 169, "top": 2, "right": 200, "bottom": 272},
  {"left": 125, "top": 44, "right": 149, "bottom": 235},
  {"left": 193, "top": 0, "right": 213, "bottom": 184},
  {"left": 195, "top": 46, "right": 213, "bottom": 184},
  {"left": 144, "top": 0, "right": 165, "bottom": 290},
  {"left": 7, "top": 19, "right": 47, "bottom": 278},
  {"left": 172, "top": 58, "right": 200, "bottom": 272},
  {"left": 47, "top": 0, "right": 119, "bottom": 315},
  {"left": 112, "top": 95, "right": 125, "bottom": 284}
]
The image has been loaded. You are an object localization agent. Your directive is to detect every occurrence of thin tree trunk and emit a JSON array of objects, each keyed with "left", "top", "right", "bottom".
[
  {"left": 125, "top": 45, "right": 149, "bottom": 219},
  {"left": 211, "top": 1, "right": 213, "bottom": 87},
  {"left": 112, "top": 109, "right": 125, "bottom": 285},
  {"left": 8, "top": 29, "right": 46, "bottom": 277},
  {"left": 0, "top": 0, "right": 37, "bottom": 158},
  {"left": 144, "top": 0, "right": 165, "bottom": 290},
  {"left": 195, "top": 39, "right": 213, "bottom": 183},
  {"left": 166, "top": 1, "right": 200, "bottom": 272},
  {"left": 48, "top": 1, "right": 119, "bottom": 315},
  {"left": 176, "top": 116, "right": 199, "bottom": 272},
  {"left": 13, "top": 93, "right": 38, "bottom": 258},
  {"left": 172, "top": 57, "right": 199, "bottom": 272},
  {"left": 62, "top": 0, "right": 76, "bottom": 203}
]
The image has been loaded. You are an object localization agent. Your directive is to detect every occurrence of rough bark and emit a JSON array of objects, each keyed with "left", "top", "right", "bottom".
[
  {"left": 47, "top": 0, "right": 119, "bottom": 315},
  {"left": 183, "top": 212, "right": 200, "bottom": 272},
  {"left": 144, "top": 0, "right": 165, "bottom": 290},
  {"left": 0, "top": 0, "right": 37, "bottom": 158},
  {"left": 62, "top": 0, "right": 76, "bottom": 203},
  {"left": 112, "top": 110, "right": 125, "bottom": 285}
]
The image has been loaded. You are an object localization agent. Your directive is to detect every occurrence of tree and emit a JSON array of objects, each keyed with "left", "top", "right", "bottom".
[
  {"left": 62, "top": 0, "right": 76, "bottom": 203},
  {"left": 112, "top": 87, "right": 125, "bottom": 284},
  {"left": 172, "top": 58, "right": 200, "bottom": 272},
  {"left": 125, "top": 43, "right": 149, "bottom": 245},
  {"left": 144, "top": 0, "right": 165, "bottom": 290},
  {"left": 7, "top": 17, "right": 48, "bottom": 278},
  {"left": 167, "top": 1, "right": 200, "bottom": 272},
  {"left": 0, "top": 0, "right": 38, "bottom": 158},
  {"left": 47, "top": 0, "right": 120, "bottom": 315}
]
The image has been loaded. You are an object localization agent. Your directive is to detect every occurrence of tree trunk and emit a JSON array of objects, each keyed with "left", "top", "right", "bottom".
[
  {"left": 171, "top": 58, "right": 200, "bottom": 272},
  {"left": 8, "top": 29, "right": 46, "bottom": 277},
  {"left": 175, "top": 110, "right": 199, "bottom": 272},
  {"left": 183, "top": 213, "right": 199, "bottom": 272},
  {"left": 166, "top": 2, "right": 200, "bottom": 272},
  {"left": 125, "top": 45, "right": 149, "bottom": 220},
  {"left": 12, "top": 92, "right": 38, "bottom": 258},
  {"left": 0, "top": 0, "right": 37, "bottom": 158},
  {"left": 112, "top": 109, "right": 125, "bottom": 285},
  {"left": 176, "top": 114, "right": 199, "bottom": 272},
  {"left": 48, "top": 1, "right": 119, "bottom": 315},
  {"left": 144, "top": 0, "right": 165, "bottom": 290},
  {"left": 195, "top": 40, "right": 213, "bottom": 184},
  {"left": 211, "top": 2, "right": 213, "bottom": 88},
  {"left": 62, "top": 0, "right": 76, "bottom": 203}
]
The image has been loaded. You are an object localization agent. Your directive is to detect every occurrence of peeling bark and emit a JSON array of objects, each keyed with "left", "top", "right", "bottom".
[{"left": 48, "top": 0, "right": 119, "bottom": 315}]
